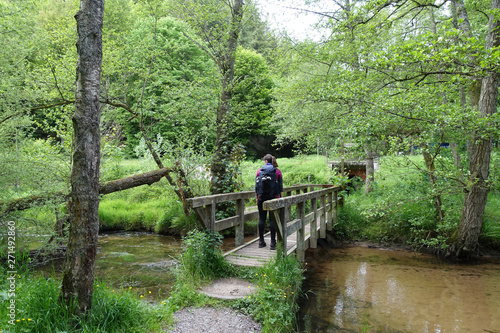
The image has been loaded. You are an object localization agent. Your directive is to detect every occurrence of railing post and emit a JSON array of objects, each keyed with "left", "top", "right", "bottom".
[
  {"left": 327, "top": 191, "right": 333, "bottom": 231},
  {"left": 310, "top": 197, "right": 318, "bottom": 248},
  {"left": 235, "top": 198, "right": 245, "bottom": 247},
  {"left": 296, "top": 201, "right": 305, "bottom": 262},
  {"left": 320, "top": 194, "right": 326, "bottom": 238},
  {"left": 274, "top": 206, "right": 287, "bottom": 254},
  {"left": 209, "top": 199, "right": 216, "bottom": 233},
  {"left": 332, "top": 189, "right": 338, "bottom": 230}
]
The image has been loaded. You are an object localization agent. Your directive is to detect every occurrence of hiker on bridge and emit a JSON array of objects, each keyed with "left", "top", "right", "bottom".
[{"left": 255, "top": 154, "right": 283, "bottom": 250}]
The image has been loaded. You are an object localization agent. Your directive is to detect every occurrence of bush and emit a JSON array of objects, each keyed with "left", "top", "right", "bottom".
[
  {"left": 337, "top": 155, "right": 500, "bottom": 250},
  {"left": 178, "top": 230, "right": 234, "bottom": 283},
  {"left": 233, "top": 251, "right": 304, "bottom": 333}
]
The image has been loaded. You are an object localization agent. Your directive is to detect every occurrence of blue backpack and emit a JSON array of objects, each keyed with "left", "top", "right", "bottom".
[{"left": 256, "top": 164, "right": 276, "bottom": 200}]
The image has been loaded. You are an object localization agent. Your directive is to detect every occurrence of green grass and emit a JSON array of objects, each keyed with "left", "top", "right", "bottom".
[
  {"left": 0, "top": 270, "right": 167, "bottom": 332},
  {"left": 232, "top": 250, "right": 304, "bottom": 332},
  {"left": 240, "top": 155, "right": 333, "bottom": 190}
]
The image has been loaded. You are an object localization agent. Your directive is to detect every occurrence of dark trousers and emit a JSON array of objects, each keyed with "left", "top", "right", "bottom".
[{"left": 257, "top": 198, "right": 276, "bottom": 244}]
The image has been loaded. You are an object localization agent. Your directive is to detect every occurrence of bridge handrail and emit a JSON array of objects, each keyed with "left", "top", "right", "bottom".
[
  {"left": 186, "top": 184, "right": 339, "bottom": 260},
  {"left": 263, "top": 186, "right": 340, "bottom": 210},
  {"left": 187, "top": 184, "right": 331, "bottom": 208},
  {"left": 263, "top": 185, "right": 340, "bottom": 261}
]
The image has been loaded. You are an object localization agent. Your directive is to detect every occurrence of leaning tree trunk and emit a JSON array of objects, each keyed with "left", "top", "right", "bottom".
[
  {"left": 448, "top": 0, "right": 500, "bottom": 258},
  {"left": 60, "top": 0, "right": 104, "bottom": 314}
]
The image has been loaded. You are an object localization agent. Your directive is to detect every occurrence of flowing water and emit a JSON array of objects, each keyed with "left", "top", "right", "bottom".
[
  {"left": 35, "top": 232, "right": 182, "bottom": 301},
  {"left": 299, "top": 244, "right": 500, "bottom": 333}
]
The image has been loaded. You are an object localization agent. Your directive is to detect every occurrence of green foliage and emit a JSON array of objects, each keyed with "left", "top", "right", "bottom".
[
  {"left": 133, "top": 133, "right": 213, "bottom": 196},
  {"left": 177, "top": 230, "right": 234, "bottom": 284},
  {"left": 233, "top": 252, "right": 304, "bottom": 333},
  {"left": 113, "top": 15, "right": 218, "bottom": 157},
  {"left": 0, "top": 139, "right": 70, "bottom": 200},
  {"left": 0, "top": 272, "right": 166, "bottom": 332},
  {"left": 336, "top": 155, "right": 500, "bottom": 250},
  {"left": 231, "top": 47, "right": 275, "bottom": 159},
  {"left": 240, "top": 155, "right": 334, "bottom": 190}
]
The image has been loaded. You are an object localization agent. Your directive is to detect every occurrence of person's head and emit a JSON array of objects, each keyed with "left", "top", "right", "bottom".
[
  {"left": 263, "top": 154, "right": 273, "bottom": 164},
  {"left": 272, "top": 156, "right": 278, "bottom": 168}
]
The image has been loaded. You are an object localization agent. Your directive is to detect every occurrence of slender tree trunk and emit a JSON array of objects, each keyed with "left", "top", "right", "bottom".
[
  {"left": 422, "top": 145, "right": 444, "bottom": 222},
  {"left": 364, "top": 148, "right": 375, "bottom": 195},
  {"left": 448, "top": 0, "right": 500, "bottom": 258},
  {"left": 60, "top": 0, "right": 104, "bottom": 314},
  {"left": 210, "top": 0, "right": 244, "bottom": 195}
]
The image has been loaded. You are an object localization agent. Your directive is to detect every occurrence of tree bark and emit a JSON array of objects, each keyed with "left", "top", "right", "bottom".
[
  {"left": 1, "top": 167, "right": 174, "bottom": 217},
  {"left": 364, "top": 148, "right": 375, "bottom": 195},
  {"left": 422, "top": 145, "right": 444, "bottom": 222},
  {"left": 448, "top": 0, "right": 500, "bottom": 258},
  {"left": 209, "top": 0, "right": 244, "bottom": 195},
  {"left": 60, "top": 0, "right": 104, "bottom": 314}
]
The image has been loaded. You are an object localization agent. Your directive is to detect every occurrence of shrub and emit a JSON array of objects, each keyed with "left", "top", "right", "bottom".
[
  {"left": 233, "top": 250, "right": 304, "bottom": 333},
  {"left": 177, "top": 230, "right": 234, "bottom": 283}
]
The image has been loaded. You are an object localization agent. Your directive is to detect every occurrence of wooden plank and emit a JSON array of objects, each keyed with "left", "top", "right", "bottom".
[
  {"left": 320, "top": 195, "right": 326, "bottom": 238},
  {"left": 188, "top": 191, "right": 255, "bottom": 208},
  {"left": 235, "top": 198, "right": 244, "bottom": 246},
  {"left": 310, "top": 197, "right": 317, "bottom": 249},
  {"left": 296, "top": 202, "right": 305, "bottom": 262},
  {"left": 263, "top": 187, "right": 340, "bottom": 210},
  {"left": 214, "top": 215, "right": 239, "bottom": 232},
  {"left": 286, "top": 218, "right": 302, "bottom": 236}
]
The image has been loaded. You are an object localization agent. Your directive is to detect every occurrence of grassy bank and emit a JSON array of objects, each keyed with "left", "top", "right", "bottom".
[
  {"left": 0, "top": 269, "right": 168, "bottom": 332},
  {"left": 335, "top": 155, "right": 500, "bottom": 251}
]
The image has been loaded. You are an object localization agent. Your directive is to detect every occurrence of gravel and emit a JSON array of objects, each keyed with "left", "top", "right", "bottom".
[{"left": 167, "top": 306, "right": 262, "bottom": 333}]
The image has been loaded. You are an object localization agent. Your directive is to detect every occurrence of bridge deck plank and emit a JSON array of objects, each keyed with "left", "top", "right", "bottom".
[{"left": 224, "top": 224, "right": 313, "bottom": 267}]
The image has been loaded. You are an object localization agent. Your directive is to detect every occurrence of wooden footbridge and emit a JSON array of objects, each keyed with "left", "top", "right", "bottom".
[{"left": 187, "top": 184, "right": 340, "bottom": 267}]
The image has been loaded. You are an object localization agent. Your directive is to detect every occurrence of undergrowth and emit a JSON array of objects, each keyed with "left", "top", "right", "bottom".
[{"left": 165, "top": 230, "right": 305, "bottom": 333}]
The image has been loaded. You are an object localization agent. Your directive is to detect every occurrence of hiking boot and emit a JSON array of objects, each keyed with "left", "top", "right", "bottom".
[
  {"left": 259, "top": 241, "right": 266, "bottom": 248},
  {"left": 270, "top": 242, "right": 276, "bottom": 250}
]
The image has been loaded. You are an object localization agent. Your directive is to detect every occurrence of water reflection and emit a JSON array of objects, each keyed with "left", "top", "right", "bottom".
[{"left": 299, "top": 244, "right": 500, "bottom": 332}]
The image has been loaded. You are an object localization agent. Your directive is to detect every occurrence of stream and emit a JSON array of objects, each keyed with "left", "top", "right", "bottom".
[
  {"left": 34, "top": 233, "right": 500, "bottom": 331},
  {"left": 299, "top": 244, "right": 500, "bottom": 332}
]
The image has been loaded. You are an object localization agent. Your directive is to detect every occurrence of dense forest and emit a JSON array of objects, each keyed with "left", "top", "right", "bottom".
[{"left": 1, "top": 0, "right": 499, "bottom": 328}]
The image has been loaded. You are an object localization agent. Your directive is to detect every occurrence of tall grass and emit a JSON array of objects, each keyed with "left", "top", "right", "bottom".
[
  {"left": 98, "top": 178, "right": 197, "bottom": 234},
  {"left": 233, "top": 249, "right": 304, "bottom": 333},
  {"left": 0, "top": 269, "right": 166, "bottom": 332},
  {"left": 177, "top": 230, "right": 234, "bottom": 284}
]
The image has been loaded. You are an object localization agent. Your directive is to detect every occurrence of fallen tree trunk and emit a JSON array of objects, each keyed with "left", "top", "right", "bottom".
[
  {"left": 1, "top": 167, "right": 173, "bottom": 216},
  {"left": 99, "top": 166, "right": 173, "bottom": 195}
]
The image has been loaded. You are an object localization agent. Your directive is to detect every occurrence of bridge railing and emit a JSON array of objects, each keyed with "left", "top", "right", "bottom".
[
  {"left": 187, "top": 184, "right": 340, "bottom": 259},
  {"left": 263, "top": 185, "right": 340, "bottom": 261}
]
